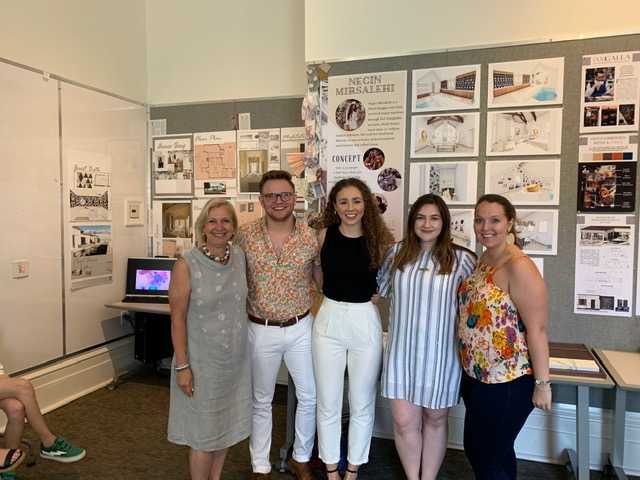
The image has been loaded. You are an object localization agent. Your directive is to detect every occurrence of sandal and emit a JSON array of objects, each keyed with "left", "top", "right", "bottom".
[
  {"left": 326, "top": 466, "right": 341, "bottom": 479},
  {"left": 0, "top": 449, "right": 23, "bottom": 474},
  {"left": 344, "top": 467, "right": 358, "bottom": 480}
]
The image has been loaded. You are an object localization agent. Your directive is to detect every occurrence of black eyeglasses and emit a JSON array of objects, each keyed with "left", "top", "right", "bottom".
[{"left": 261, "top": 192, "right": 294, "bottom": 202}]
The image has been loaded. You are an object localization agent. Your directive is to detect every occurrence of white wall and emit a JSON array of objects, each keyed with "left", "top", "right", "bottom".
[
  {"left": 0, "top": 0, "right": 147, "bottom": 101},
  {"left": 305, "top": 0, "right": 640, "bottom": 62},
  {"left": 146, "top": 0, "right": 306, "bottom": 105}
]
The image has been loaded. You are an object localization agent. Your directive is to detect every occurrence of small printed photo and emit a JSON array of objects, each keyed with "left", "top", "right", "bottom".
[
  {"left": 374, "top": 193, "right": 388, "bottom": 214},
  {"left": 377, "top": 168, "right": 402, "bottom": 192},
  {"left": 601, "top": 107, "right": 618, "bottom": 126},
  {"left": 203, "top": 181, "right": 227, "bottom": 195},
  {"left": 579, "top": 225, "right": 631, "bottom": 246},
  {"left": 618, "top": 105, "right": 635, "bottom": 126},
  {"left": 336, "top": 99, "right": 366, "bottom": 131},
  {"left": 584, "top": 67, "right": 615, "bottom": 102},
  {"left": 363, "top": 147, "right": 385, "bottom": 170},
  {"left": 583, "top": 106, "right": 600, "bottom": 127}
]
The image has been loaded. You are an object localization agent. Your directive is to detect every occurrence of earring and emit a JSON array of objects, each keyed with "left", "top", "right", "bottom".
[{"left": 506, "top": 232, "right": 515, "bottom": 245}]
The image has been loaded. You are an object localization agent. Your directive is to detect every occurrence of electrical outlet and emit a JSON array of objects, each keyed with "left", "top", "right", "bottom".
[{"left": 11, "top": 259, "right": 29, "bottom": 278}]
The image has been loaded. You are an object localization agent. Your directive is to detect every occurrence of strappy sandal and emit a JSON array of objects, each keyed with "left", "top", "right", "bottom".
[
  {"left": 0, "top": 449, "right": 24, "bottom": 474},
  {"left": 326, "top": 466, "right": 341, "bottom": 480},
  {"left": 344, "top": 467, "right": 358, "bottom": 480}
]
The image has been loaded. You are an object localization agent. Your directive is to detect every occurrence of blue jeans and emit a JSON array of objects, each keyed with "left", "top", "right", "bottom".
[{"left": 460, "top": 372, "right": 534, "bottom": 480}]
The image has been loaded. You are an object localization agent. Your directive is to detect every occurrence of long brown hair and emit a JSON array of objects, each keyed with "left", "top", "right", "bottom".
[
  {"left": 320, "top": 178, "right": 393, "bottom": 269},
  {"left": 475, "top": 193, "right": 521, "bottom": 249},
  {"left": 392, "top": 194, "right": 457, "bottom": 274}
]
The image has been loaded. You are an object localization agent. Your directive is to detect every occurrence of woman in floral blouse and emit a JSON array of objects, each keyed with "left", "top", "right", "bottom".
[{"left": 457, "top": 194, "right": 551, "bottom": 480}]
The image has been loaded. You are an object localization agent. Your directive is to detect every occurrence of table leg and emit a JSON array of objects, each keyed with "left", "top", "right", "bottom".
[
  {"left": 610, "top": 387, "right": 627, "bottom": 479},
  {"left": 565, "top": 385, "right": 590, "bottom": 479},
  {"left": 576, "top": 385, "right": 590, "bottom": 480},
  {"left": 278, "top": 374, "right": 297, "bottom": 472}
]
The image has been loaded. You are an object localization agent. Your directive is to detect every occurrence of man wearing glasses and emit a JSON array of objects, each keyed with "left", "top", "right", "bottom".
[{"left": 237, "top": 170, "right": 319, "bottom": 480}]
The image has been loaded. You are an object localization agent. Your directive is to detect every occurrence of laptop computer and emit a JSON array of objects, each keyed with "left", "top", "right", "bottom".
[{"left": 122, "top": 257, "right": 177, "bottom": 304}]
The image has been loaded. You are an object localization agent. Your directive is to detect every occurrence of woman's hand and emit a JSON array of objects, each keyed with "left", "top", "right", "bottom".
[
  {"left": 532, "top": 384, "right": 551, "bottom": 411},
  {"left": 176, "top": 368, "right": 194, "bottom": 397}
]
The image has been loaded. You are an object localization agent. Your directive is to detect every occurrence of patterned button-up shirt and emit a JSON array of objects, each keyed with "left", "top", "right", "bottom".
[{"left": 237, "top": 217, "right": 319, "bottom": 320}]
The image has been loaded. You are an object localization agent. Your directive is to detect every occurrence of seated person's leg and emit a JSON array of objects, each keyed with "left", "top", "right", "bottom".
[{"left": 0, "top": 376, "right": 85, "bottom": 463}]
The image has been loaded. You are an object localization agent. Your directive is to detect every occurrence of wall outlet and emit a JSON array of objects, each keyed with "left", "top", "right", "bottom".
[{"left": 11, "top": 259, "right": 29, "bottom": 278}]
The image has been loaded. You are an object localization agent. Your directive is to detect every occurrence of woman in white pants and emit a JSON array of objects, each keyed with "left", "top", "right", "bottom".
[{"left": 313, "top": 178, "right": 393, "bottom": 480}]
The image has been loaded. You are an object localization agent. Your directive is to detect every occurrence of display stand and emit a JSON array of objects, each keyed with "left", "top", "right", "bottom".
[
  {"left": 549, "top": 343, "right": 614, "bottom": 480},
  {"left": 593, "top": 349, "right": 640, "bottom": 479}
]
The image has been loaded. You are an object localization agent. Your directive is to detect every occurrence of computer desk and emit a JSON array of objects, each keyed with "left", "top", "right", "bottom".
[
  {"left": 593, "top": 349, "right": 640, "bottom": 479},
  {"left": 105, "top": 302, "right": 173, "bottom": 380}
]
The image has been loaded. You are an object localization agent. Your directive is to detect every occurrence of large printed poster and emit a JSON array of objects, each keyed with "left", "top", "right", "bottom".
[
  {"left": 67, "top": 150, "right": 112, "bottom": 222},
  {"left": 193, "top": 131, "right": 237, "bottom": 197},
  {"left": 574, "top": 214, "right": 635, "bottom": 317},
  {"left": 326, "top": 71, "right": 407, "bottom": 238},
  {"left": 70, "top": 224, "right": 112, "bottom": 290},
  {"left": 152, "top": 136, "right": 194, "bottom": 196},
  {"left": 237, "top": 129, "right": 281, "bottom": 193},
  {"left": 580, "top": 51, "right": 640, "bottom": 133}
]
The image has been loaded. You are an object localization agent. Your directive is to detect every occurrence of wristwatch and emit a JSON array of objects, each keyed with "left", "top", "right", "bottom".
[{"left": 534, "top": 378, "right": 551, "bottom": 386}]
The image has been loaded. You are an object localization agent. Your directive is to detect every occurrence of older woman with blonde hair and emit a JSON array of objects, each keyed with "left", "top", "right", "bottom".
[{"left": 167, "top": 199, "right": 251, "bottom": 480}]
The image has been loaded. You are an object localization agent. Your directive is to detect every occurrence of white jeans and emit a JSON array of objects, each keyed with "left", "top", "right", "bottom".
[
  {"left": 312, "top": 298, "right": 383, "bottom": 465},
  {"left": 248, "top": 314, "right": 316, "bottom": 474}
]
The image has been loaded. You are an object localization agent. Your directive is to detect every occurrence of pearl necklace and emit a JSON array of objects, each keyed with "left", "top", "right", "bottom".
[{"left": 202, "top": 243, "right": 230, "bottom": 264}]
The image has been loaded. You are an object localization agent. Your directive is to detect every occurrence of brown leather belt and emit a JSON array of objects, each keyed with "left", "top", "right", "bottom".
[{"left": 248, "top": 309, "right": 310, "bottom": 328}]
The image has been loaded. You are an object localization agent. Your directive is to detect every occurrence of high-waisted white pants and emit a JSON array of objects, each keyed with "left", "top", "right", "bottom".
[{"left": 312, "top": 297, "right": 383, "bottom": 465}]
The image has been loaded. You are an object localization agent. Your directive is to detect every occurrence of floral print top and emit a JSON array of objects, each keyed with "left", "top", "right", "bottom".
[{"left": 457, "top": 262, "right": 532, "bottom": 384}]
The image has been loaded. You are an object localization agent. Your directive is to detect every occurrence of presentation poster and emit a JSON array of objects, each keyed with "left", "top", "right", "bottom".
[
  {"left": 577, "top": 162, "right": 637, "bottom": 213},
  {"left": 580, "top": 51, "right": 640, "bottom": 133},
  {"left": 326, "top": 70, "right": 407, "bottom": 239},
  {"left": 514, "top": 209, "right": 559, "bottom": 256},
  {"left": 281, "top": 126, "right": 307, "bottom": 199},
  {"left": 409, "top": 161, "right": 478, "bottom": 205},
  {"left": 449, "top": 208, "right": 475, "bottom": 251},
  {"left": 67, "top": 150, "right": 112, "bottom": 222},
  {"left": 578, "top": 133, "right": 638, "bottom": 162},
  {"left": 486, "top": 108, "right": 563, "bottom": 156},
  {"left": 237, "top": 129, "right": 281, "bottom": 193},
  {"left": 193, "top": 131, "right": 237, "bottom": 197},
  {"left": 637, "top": 240, "right": 640, "bottom": 315},
  {"left": 574, "top": 214, "right": 635, "bottom": 317},
  {"left": 70, "top": 224, "right": 112, "bottom": 290},
  {"left": 152, "top": 200, "right": 193, "bottom": 258},
  {"left": 411, "top": 64, "right": 481, "bottom": 112},
  {"left": 152, "top": 135, "right": 194, "bottom": 196},
  {"left": 484, "top": 159, "right": 561, "bottom": 206},
  {"left": 488, "top": 57, "right": 565, "bottom": 108},
  {"left": 410, "top": 113, "right": 480, "bottom": 158}
]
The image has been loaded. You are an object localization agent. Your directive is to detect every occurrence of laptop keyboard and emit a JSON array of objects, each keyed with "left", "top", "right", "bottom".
[{"left": 122, "top": 296, "right": 169, "bottom": 304}]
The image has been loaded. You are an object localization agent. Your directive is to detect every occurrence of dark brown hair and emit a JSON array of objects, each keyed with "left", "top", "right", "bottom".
[
  {"left": 475, "top": 193, "right": 521, "bottom": 248},
  {"left": 259, "top": 170, "right": 295, "bottom": 193},
  {"left": 320, "top": 178, "right": 393, "bottom": 269},
  {"left": 392, "top": 194, "right": 458, "bottom": 274}
]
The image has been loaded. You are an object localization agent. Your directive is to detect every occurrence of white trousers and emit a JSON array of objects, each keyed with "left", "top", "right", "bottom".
[
  {"left": 248, "top": 314, "right": 316, "bottom": 474},
  {"left": 312, "top": 298, "right": 383, "bottom": 465}
]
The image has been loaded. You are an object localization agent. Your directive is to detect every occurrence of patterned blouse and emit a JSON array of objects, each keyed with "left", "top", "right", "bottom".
[
  {"left": 237, "top": 217, "right": 319, "bottom": 321},
  {"left": 457, "top": 262, "right": 532, "bottom": 384}
]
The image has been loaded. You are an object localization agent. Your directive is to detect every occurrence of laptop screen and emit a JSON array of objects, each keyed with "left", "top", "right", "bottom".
[{"left": 126, "top": 257, "right": 176, "bottom": 296}]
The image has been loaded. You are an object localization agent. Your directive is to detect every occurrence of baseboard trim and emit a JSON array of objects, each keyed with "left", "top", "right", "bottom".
[
  {"left": 374, "top": 397, "right": 640, "bottom": 475},
  {"left": 0, "top": 337, "right": 138, "bottom": 429}
]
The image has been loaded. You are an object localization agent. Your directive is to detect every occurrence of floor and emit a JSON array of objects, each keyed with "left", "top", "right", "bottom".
[{"left": 8, "top": 368, "right": 635, "bottom": 479}]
